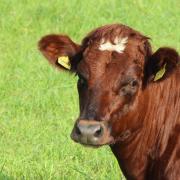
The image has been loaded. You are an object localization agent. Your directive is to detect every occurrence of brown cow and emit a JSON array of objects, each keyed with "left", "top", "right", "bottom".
[{"left": 38, "top": 24, "right": 180, "bottom": 180}]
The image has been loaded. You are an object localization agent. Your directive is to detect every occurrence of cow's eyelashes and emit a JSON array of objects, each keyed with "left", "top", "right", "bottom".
[{"left": 121, "top": 79, "right": 138, "bottom": 87}]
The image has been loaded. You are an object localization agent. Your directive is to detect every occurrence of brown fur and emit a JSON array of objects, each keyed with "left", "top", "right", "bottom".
[{"left": 38, "top": 24, "right": 180, "bottom": 180}]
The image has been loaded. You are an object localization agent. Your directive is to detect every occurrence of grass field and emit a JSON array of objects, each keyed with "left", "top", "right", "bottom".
[{"left": 0, "top": 0, "right": 179, "bottom": 179}]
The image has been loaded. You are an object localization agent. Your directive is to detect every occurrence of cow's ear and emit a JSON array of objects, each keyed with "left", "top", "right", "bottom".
[
  {"left": 145, "top": 47, "right": 179, "bottom": 82},
  {"left": 38, "top": 34, "right": 82, "bottom": 72}
]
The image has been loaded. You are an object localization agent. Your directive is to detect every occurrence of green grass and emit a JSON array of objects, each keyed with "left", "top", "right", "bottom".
[{"left": 0, "top": 0, "right": 179, "bottom": 179}]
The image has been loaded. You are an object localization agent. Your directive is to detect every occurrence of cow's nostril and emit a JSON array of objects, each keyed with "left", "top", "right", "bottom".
[
  {"left": 94, "top": 126, "right": 103, "bottom": 138},
  {"left": 75, "top": 125, "right": 81, "bottom": 135}
]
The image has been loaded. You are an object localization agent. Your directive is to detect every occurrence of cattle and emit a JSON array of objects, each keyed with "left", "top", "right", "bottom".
[{"left": 38, "top": 24, "right": 180, "bottom": 180}]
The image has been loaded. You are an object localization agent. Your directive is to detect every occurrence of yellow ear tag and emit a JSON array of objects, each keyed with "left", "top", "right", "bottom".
[
  {"left": 154, "top": 63, "right": 166, "bottom": 81},
  {"left": 57, "top": 56, "right": 71, "bottom": 70}
]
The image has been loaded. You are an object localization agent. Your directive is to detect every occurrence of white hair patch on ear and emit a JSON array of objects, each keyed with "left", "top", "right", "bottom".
[{"left": 99, "top": 36, "right": 128, "bottom": 53}]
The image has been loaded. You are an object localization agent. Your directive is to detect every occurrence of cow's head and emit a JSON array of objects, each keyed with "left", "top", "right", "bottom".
[{"left": 38, "top": 24, "right": 179, "bottom": 147}]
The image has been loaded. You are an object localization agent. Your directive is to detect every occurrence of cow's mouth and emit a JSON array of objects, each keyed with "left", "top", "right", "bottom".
[
  {"left": 70, "top": 120, "right": 114, "bottom": 147},
  {"left": 78, "top": 142, "right": 104, "bottom": 148},
  {"left": 71, "top": 135, "right": 113, "bottom": 148}
]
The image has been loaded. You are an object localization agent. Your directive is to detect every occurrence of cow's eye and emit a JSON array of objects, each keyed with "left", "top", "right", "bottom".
[
  {"left": 130, "top": 80, "right": 138, "bottom": 87},
  {"left": 121, "top": 78, "right": 139, "bottom": 88},
  {"left": 78, "top": 75, "right": 88, "bottom": 88},
  {"left": 119, "top": 79, "right": 139, "bottom": 97}
]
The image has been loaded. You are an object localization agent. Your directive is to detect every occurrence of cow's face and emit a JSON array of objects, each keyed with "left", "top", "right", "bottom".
[
  {"left": 38, "top": 24, "right": 179, "bottom": 147},
  {"left": 73, "top": 38, "right": 146, "bottom": 146}
]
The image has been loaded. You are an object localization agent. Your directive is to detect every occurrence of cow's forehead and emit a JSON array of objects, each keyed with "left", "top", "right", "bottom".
[
  {"left": 82, "top": 24, "right": 147, "bottom": 55},
  {"left": 78, "top": 24, "right": 147, "bottom": 78}
]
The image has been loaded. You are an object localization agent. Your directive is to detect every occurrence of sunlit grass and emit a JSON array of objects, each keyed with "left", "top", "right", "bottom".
[{"left": 0, "top": 0, "right": 179, "bottom": 179}]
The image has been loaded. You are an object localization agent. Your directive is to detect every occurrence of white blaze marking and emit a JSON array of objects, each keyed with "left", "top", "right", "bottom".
[{"left": 99, "top": 36, "right": 128, "bottom": 53}]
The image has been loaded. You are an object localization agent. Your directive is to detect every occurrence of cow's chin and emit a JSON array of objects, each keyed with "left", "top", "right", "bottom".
[
  {"left": 72, "top": 140, "right": 114, "bottom": 148},
  {"left": 82, "top": 143, "right": 107, "bottom": 148}
]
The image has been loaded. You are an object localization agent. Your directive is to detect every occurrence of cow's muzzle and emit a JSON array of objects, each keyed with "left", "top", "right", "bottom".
[{"left": 71, "top": 120, "right": 113, "bottom": 147}]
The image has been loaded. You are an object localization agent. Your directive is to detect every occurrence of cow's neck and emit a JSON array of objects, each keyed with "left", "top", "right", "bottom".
[
  {"left": 110, "top": 72, "right": 179, "bottom": 180},
  {"left": 110, "top": 131, "right": 147, "bottom": 180}
]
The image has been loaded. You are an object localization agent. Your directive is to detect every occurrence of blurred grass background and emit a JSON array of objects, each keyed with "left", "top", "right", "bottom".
[{"left": 0, "top": 0, "right": 179, "bottom": 179}]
